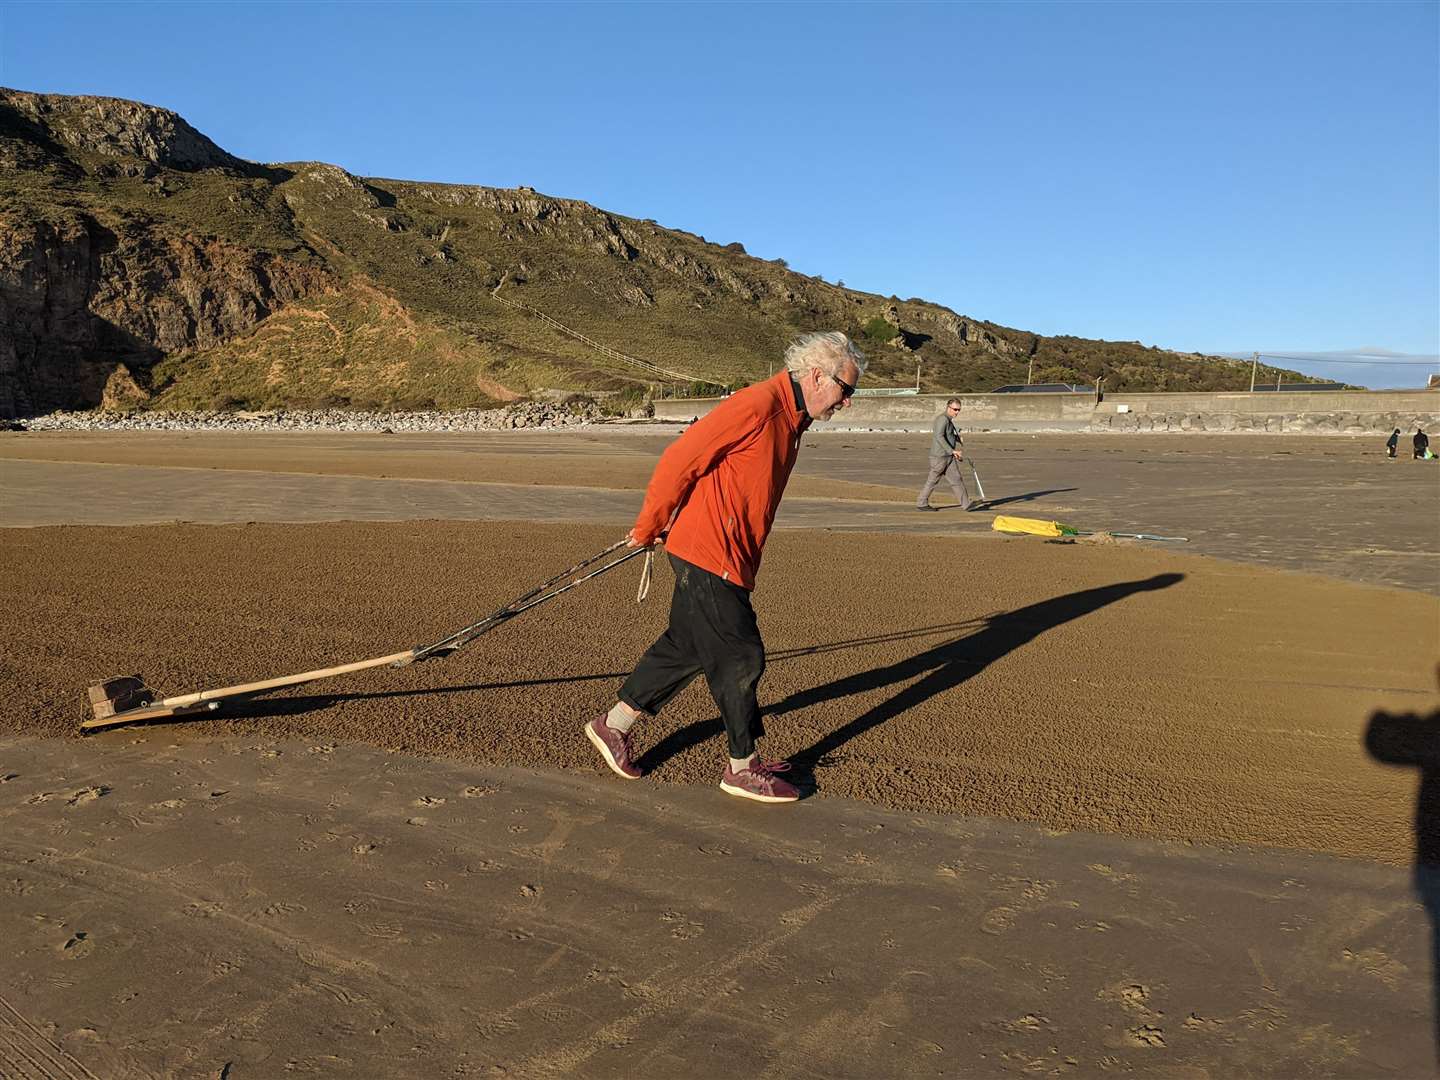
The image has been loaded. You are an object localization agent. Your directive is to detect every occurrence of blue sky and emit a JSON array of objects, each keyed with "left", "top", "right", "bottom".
[{"left": 4, "top": 0, "right": 1436, "bottom": 388}]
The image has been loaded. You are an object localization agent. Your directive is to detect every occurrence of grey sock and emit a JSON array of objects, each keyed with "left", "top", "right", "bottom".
[
  {"left": 607, "top": 702, "right": 638, "bottom": 733},
  {"left": 730, "top": 754, "right": 757, "bottom": 774}
]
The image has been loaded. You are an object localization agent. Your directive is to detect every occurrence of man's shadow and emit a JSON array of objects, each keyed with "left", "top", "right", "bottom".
[
  {"left": 955, "top": 486, "right": 1078, "bottom": 510},
  {"left": 1365, "top": 689, "right": 1440, "bottom": 1065},
  {"left": 638, "top": 573, "right": 1183, "bottom": 775},
  {"left": 167, "top": 621, "right": 992, "bottom": 722}
]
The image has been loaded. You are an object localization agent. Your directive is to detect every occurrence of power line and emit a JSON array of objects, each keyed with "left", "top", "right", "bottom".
[{"left": 1256, "top": 353, "right": 1438, "bottom": 367}]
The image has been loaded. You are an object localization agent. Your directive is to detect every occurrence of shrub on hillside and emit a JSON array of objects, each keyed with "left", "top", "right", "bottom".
[{"left": 862, "top": 316, "right": 896, "bottom": 344}]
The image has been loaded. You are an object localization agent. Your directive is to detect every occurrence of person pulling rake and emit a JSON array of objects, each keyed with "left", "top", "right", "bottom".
[
  {"left": 86, "top": 329, "right": 869, "bottom": 811},
  {"left": 586, "top": 331, "right": 867, "bottom": 805}
]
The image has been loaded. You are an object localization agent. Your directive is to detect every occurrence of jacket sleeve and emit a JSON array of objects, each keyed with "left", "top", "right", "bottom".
[
  {"left": 631, "top": 395, "right": 774, "bottom": 544},
  {"left": 930, "top": 414, "right": 947, "bottom": 453}
]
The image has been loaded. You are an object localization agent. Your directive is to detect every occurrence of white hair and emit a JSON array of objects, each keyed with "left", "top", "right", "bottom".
[{"left": 783, "top": 331, "right": 867, "bottom": 379}]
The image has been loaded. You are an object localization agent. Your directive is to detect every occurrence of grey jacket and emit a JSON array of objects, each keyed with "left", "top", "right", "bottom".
[{"left": 930, "top": 412, "right": 961, "bottom": 457}]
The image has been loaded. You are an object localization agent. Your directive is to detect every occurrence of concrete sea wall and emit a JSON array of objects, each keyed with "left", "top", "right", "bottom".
[{"left": 653, "top": 389, "right": 1440, "bottom": 435}]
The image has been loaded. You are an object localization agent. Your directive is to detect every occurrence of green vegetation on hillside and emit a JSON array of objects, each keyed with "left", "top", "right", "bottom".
[{"left": 0, "top": 87, "right": 1335, "bottom": 415}]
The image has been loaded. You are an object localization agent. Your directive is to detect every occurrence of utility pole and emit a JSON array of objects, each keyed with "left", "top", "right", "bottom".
[
  {"left": 915, "top": 358, "right": 922, "bottom": 392},
  {"left": 1249, "top": 352, "right": 1258, "bottom": 393},
  {"left": 1026, "top": 354, "right": 1035, "bottom": 386}
]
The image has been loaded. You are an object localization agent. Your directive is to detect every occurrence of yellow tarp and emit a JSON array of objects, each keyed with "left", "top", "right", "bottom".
[{"left": 991, "top": 515, "right": 1080, "bottom": 538}]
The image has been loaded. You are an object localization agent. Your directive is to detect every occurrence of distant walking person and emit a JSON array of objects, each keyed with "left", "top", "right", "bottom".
[
  {"left": 916, "top": 397, "right": 973, "bottom": 512},
  {"left": 1386, "top": 429, "right": 1400, "bottom": 459},
  {"left": 1416, "top": 427, "right": 1431, "bottom": 460},
  {"left": 585, "top": 331, "right": 866, "bottom": 804}
]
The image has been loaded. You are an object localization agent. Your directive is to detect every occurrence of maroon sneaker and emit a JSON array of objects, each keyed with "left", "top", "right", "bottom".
[
  {"left": 585, "top": 715, "right": 642, "bottom": 780},
  {"left": 720, "top": 758, "right": 799, "bottom": 803}
]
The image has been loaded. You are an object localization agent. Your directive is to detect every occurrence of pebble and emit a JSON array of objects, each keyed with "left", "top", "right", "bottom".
[{"left": 17, "top": 401, "right": 611, "bottom": 433}]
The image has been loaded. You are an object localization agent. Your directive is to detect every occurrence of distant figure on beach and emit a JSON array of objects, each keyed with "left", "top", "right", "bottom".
[
  {"left": 916, "top": 397, "right": 973, "bottom": 512},
  {"left": 1416, "top": 428, "right": 1431, "bottom": 460},
  {"left": 1387, "top": 429, "right": 1401, "bottom": 459},
  {"left": 585, "top": 331, "right": 866, "bottom": 804}
]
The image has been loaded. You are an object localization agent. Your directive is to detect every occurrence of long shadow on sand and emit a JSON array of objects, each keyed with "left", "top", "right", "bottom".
[
  {"left": 1365, "top": 697, "right": 1440, "bottom": 1068},
  {"left": 209, "top": 621, "right": 992, "bottom": 720},
  {"left": 637, "top": 573, "right": 1183, "bottom": 774},
  {"left": 967, "top": 486, "right": 1078, "bottom": 510}
]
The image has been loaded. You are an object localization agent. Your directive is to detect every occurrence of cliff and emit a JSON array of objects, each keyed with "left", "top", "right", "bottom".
[{"left": 0, "top": 87, "right": 1320, "bottom": 418}]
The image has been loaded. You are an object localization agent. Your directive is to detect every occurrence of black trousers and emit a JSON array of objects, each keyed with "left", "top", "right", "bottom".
[{"left": 619, "top": 553, "right": 766, "bottom": 759}]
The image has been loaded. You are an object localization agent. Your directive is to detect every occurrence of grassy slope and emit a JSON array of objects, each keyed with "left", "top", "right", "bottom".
[{"left": 3, "top": 101, "right": 1327, "bottom": 409}]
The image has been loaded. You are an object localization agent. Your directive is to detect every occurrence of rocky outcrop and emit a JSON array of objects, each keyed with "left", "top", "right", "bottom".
[
  {"left": 0, "top": 87, "right": 245, "bottom": 171},
  {"left": 0, "top": 214, "right": 325, "bottom": 417},
  {"left": 415, "top": 181, "right": 786, "bottom": 303}
]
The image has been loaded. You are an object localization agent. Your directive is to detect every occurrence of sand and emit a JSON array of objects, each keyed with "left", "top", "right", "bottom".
[
  {"left": 2, "top": 520, "right": 1435, "bottom": 864},
  {"left": 2, "top": 738, "right": 1428, "bottom": 1078},
  {"left": 1, "top": 429, "right": 1437, "bottom": 1077},
  {"left": 5, "top": 428, "right": 1436, "bottom": 592}
]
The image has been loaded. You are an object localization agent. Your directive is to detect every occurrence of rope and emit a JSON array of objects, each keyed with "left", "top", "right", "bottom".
[{"left": 636, "top": 547, "right": 653, "bottom": 603}]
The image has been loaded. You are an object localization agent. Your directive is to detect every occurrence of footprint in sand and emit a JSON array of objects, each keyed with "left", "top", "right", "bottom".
[
  {"left": 60, "top": 931, "right": 93, "bottom": 958},
  {"left": 1120, "top": 984, "right": 1151, "bottom": 1009},
  {"left": 661, "top": 910, "right": 705, "bottom": 939},
  {"left": 981, "top": 906, "right": 1016, "bottom": 934},
  {"left": 413, "top": 796, "right": 446, "bottom": 807},
  {"left": 1127, "top": 1025, "right": 1166, "bottom": 1047},
  {"left": 1003, "top": 1013, "right": 1051, "bottom": 1033},
  {"left": 462, "top": 785, "right": 497, "bottom": 798}
]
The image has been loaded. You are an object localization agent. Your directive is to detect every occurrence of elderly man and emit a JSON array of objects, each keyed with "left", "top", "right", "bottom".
[
  {"left": 585, "top": 331, "right": 866, "bottom": 803},
  {"left": 916, "top": 396, "right": 973, "bottom": 511}
]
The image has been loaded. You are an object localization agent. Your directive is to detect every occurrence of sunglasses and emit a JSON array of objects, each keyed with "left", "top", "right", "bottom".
[{"left": 827, "top": 371, "right": 857, "bottom": 400}]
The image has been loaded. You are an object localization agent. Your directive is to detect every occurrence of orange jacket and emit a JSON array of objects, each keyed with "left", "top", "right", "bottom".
[{"left": 633, "top": 372, "right": 807, "bottom": 590}]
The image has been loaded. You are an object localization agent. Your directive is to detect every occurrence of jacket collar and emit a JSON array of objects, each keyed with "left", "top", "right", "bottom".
[{"left": 786, "top": 372, "right": 812, "bottom": 432}]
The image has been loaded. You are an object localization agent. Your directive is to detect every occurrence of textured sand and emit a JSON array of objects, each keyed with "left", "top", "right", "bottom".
[
  {"left": 4, "top": 520, "right": 1433, "bottom": 864},
  {"left": 3, "top": 430, "right": 1438, "bottom": 1078},
  {"left": 3, "top": 736, "right": 1429, "bottom": 1078}
]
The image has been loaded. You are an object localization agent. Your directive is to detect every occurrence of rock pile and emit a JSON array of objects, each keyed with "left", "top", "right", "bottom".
[{"left": 19, "top": 399, "right": 608, "bottom": 433}]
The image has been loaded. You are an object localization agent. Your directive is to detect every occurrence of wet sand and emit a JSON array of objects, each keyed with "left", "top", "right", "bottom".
[
  {"left": 2, "top": 737, "right": 1428, "bottom": 1078},
  {"left": 4, "top": 428, "right": 1436, "bottom": 592},
  {"left": 2, "top": 430, "right": 1438, "bottom": 1077}
]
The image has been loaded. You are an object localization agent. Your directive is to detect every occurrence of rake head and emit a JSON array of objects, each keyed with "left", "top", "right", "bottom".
[
  {"left": 87, "top": 675, "right": 155, "bottom": 720},
  {"left": 83, "top": 675, "right": 216, "bottom": 732}
]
